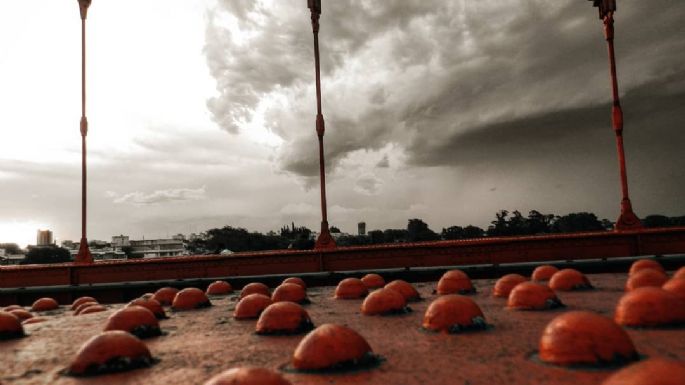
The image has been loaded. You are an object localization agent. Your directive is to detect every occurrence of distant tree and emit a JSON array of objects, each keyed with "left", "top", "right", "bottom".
[
  {"left": 121, "top": 246, "right": 137, "bottom": 259},
  {"left": 487, "top": 210, "right": 510, "bottom": 236},
  {"left": 205, "top": 226, "right": 290, "bottom": 253},
  {"left": 642, "top": 215, "right": 671, "bottom": 228},
  {"left": 442, "top": 226, "right": 465, "bottom": 240},
  {"left": 367, "top": 230, "right": 385, "bottom": 244},
  {"left": 383, "top": 229, "right": 409, "bottom": 243},
  {"left": 329, "top": 226, "right": 341, "bottom": 234},
  {"left": 551, "top": 212, "right": 604, "bottom": 233},
  {"left": 21, "top": 246, "right": 71, "bottom": 264},
  {"left": 335, "top": 235, "right": 371, "bottom": 247},
  {"left": 407, "top": 218, "right": 439, "bottom": 242},
  {"left": 527, "top": 210, "right": 555, "bottom": 234},
  {"left": 463, "top": 225, "right": 485, "bottom": 238},
  {"left": 0, "top": 243, "right": 21, "bottom": 255}
]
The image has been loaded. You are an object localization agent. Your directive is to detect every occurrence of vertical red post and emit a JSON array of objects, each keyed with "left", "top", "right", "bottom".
[
  {"left": 308, "top": 0, "right": 336, "bottom": 249},
  {"left": 598, "top": 5, "right": 642, "bottom": 231},
  {"left": 75, "top": 0, "right": 93, "bottom": 263}
]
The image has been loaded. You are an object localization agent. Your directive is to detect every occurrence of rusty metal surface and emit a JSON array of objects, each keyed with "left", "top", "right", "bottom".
[{"left": 1, "top": 272, "right": 683, "bottom": 385}]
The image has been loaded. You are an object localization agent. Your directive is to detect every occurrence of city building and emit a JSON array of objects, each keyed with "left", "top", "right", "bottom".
[
  {"left": 129, "top": 238, "right": 185, "bottom": 258},
  {"left": 36, "top": 230, "right": 53, "bottom": 246},
  {"left": 358, "top": 222, "right": 366, "bottom": 236}
]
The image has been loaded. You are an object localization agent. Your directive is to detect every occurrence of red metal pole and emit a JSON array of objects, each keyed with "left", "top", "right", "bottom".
[
  {"left": 308, "top": 0, "right": 336, "bottom": 250},
  {"left": 602, "top": 12, "right": 641, "bottom": 231},
  {"left": 75, "top": 0, "right": 93, "bottom": 263}
]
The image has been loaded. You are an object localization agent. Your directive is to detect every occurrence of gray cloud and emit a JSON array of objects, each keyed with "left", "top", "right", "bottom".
[{"left": 108, "top": 186, "right": 208, "bottom": 206}]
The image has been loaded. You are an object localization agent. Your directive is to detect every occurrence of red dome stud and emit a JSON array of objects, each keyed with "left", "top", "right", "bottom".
[
  {"left": 334, "top": 278, "right": 368, "bottom": 299},
  {"left": 361, "top": 273, "right": 385, "bottom": 289},
  {"left": 283, "top": 277, "right": 306, "bottom": 289},
  {"left": 172, "top": 288, "right": 212, "bottom": 311},
  {"left": 3, "top": 305, "right": 23, "bottom": 312},
  {"left": 79, "top": 305, "right": 107, "bottom": 315},
  {"left": 234, "top": 294, "right": 272, "bottom": 319},
  {"left": 532, "top": 265, "right": 559, "bottom": 281},
  {"left": 493, "top": 274, "right": 527, "bottom": 298},
  {"left": 625, "top": 268, "right": 669, "bottom": 291},
  {"left": 361, "top": 287, "right": 408, "bottom": 316},
  {"left": 153, "top": 287, "right": 179, "bottom": 306},
  {"left": 9, "top": 309, "right": 34, "bottom": 321},
  {"left": 508, "top": 282, "right": 564, "bottom": 310},
  {"left": 256, "top": 302, "right": 314, "bottom": 335},
  {"left": 663, "top": 278, "right": 685, "bottom": 301},
  {"left": 272, "top": 283, "right": 308, "bottom": 304},
  {"left": 674, "top": 266, "right": 685, "bottom": 280},
  {"left": 104, "top": 306, "right": 161, "bottom": 339},
  {"left": 71, "top": 296, "right": 97, "bottom": 310},
  {"left": 422, "top": 295, "right": 487, "bottom": 333},
  {"left": 539, "top": 311, "right": 638, "bottom": 366},
  {"left": 548, "top": 269, "right": 593, "bottom": 291},
  {"left": 384, "top": 280, "right": 420, "bottom": 301},
  {"left": 74, "top": 301, "right": 99, "bottom": 315},
  {"left": 127, "top": 298, "right": 167, "bottom": 319},
  {"left": 240, "top": 283, "right": 270, "bottom": 299},
  {"left": 615, "top": 287, "right": 685, "bottom": 327},
  {"left": 436, "top": 269, "right": 475, "bottom": 295},
  {"left": 0, "top": 311, "right": 25, "bottom": 340},
  {"left": 601, "top": 358, "right": 685, "bottom": 385},
  {"left": 67, "top": 331, "right": 154, "bottom": 376},
  {"left": 629, "top": 259, "right": 665, "bottom": 276},
  {"left": 31, "top": 297, "right": 59, "bottom": 312},
  {"left": 206, "top": 281, "right": 233, "bottom": 296},
  {"left": 203, "top": 367, "right": 292, "bottom": 385},
  {"left": 292, "top": 324, "right": 376, "bottom": 371}
]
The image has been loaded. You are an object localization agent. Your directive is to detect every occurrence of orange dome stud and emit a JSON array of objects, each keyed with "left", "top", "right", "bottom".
[
  {"left": 204, "top": 367, "right": 292, "bottom": 385},
  {"left": 172, "top": 288, "right": 212, "bottom": 311},
  {"left": 601, "top": 358, "right": 685, "bottom": 385},
  {"left": 539, "top": 311, "right": 638, "bottom": 366},
  {"left": 283, "top": 277, "right": 306, "bottom": 289},
  {"left": 663, "top": 278, "right": 685, "bottom": 301},
  {"left": 674, "top": 266, "right": 685, "bottom": 280},
  {"left": 31, "top": 297, "right": 59, "bottom": 312},
  {"left": 74, "top": 301, "right": 99, "bottom": 315},
  {"left": 493, "top": 274, "right": 527, "bottom": 298},
  {"left": 71, "top": 296, "right": 97, "bottom": 310},
  {"left": 361, "top": 287, "right": 408, "bottom": 316},
  {"left": 628, "top": 259, "right": 665, "bottom": 276},
  {"left": 153, "top": 287, "right": 179, "bottom": 306},
  {"left": 384, "top": 280, "right": 420, "bottom": 301},
  {"left": 507, "top": 282, "right": 564, "bottom": 310},
  {"left": 0, "top": 311, "right": 25, "bottom": 340},
  {"left": 292, "top": 324, "right": 376, "bottom": 371},
  {"left": 67, "top": 330, "right": 155, "bottom": 376},
  {"left": 361, "top": 273, "right": 385, "bottom": 289},
  {"left": 422, "top": 295, "right": 487, "bottom": 333},
  {"left": 625, "top": 268, "right": 668, "bottom": 291},
  {"left": 436, "top": 269, "right": 475, "bottom": 295},
  {"left": 9, "top": 309, "right": 34, "bottom": 321},
  {"left": 234, "top": 294, "right": 272, "bottom": 320},
  {"left": 206, "top": 281, "right": 233, "bottom": 296},
  {"left": 272, "top": 283, "right": 308, "bottom": 304},
  {"left": 334, "top": 278, "right": 368, "bottom": 299},
  {"left": 548, "top": 269, "right": 593, "bottom": 291},
  {"left": 127, "top": 298, "right": 167, "bottom": 319},
  {"left": 22, "top": 317, "right": 47, "bottom": 325},
  {"left": 240, "top": 282, "right": 270, "bottom": 299},
  {"left": 79, "top": 305, "right": 107, "bottom": 315},
  {"left": 104, "top": 306, "right": 161, "bottom": 339},
  {"left": 532, "top": 265, "right": 559, "bottom": 281},
  {"left": 3, "top": 305, "right": 23, "bottom": 312},
  {"left": 615, "top": 287, "right": 685, "bottom": 327},
  {"left": 256, "top": 302, "right": 314, "bottom": 335}
]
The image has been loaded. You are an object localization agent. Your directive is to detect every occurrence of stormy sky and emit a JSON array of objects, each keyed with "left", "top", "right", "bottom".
[{"left": 0, "top": 0, "right": 683, "bottom": 247}]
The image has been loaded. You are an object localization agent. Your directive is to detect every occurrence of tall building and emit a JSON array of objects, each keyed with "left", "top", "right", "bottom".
[
  {"left": 37, "top": 230, "right": 53, "bottom": 246},
  {"left": 111, "top": 235, "right": 130, "bottom": 248},
  {"left": 358, "top": 222, "right": 366, "bottom": 236}
]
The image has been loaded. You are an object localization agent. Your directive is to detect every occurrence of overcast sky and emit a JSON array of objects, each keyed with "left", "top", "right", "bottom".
[{"left": 1, "top": 0, "right": 683, "bottom": 247}]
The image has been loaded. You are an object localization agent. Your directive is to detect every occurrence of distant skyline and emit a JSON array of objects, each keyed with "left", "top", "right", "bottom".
[{"left": 1, "top": 0, "right": 684, "bottom": 248}]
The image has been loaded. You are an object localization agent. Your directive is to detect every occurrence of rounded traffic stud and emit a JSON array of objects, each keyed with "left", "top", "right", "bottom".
[
  {"left": 31, "top": 297, "right": 59, "bottom": 312},
  {"left": 104, "top": 306, "right": 162, "bottom": 339},
  {"left": 206, "top": 281, "right": 233, "bottom": 296},
  {"left": 3, "top": 305, "right": 23, "bottom": 312},
  {"left": 614, "top": 287, "right": 685, "bottom": 327},
  {"left": 663, "top": 278, "right": 685, "bottom": 301},
  {"left": 436, "top": 269, "right": 475, "bottom": 295},
  {"left": 601, "top": 358, "right": 685, "bottom": 385},
  {"left": 532, "top": 265, "right": 558, "bottom": 281},
  {"left": 625, "top": 268, "right": 669, "bottom": 291},
  {"left": 234, "top": 294, "right": 272, "bottom": 320},
  {"left": 283, "top": 277, "right": 306, "bottom": 289},
  {"left": 385, "top": 280, "right": 420, "bottom": 301},
  {"left": 272, "top": 283, "right": 308, "bottom": 304},
  {"left": 127, "top": 297, "right": 167, "bottom": 319},
  {"left": 79, "top": 305, "right": 107, "bottom": 315},
  {"left": 548, "top": 269, "right": 593, "bottom": 291},
  {"left": 255, "top": 302, "right": 314, "bottom": 335},
  {"left": 629, "top": 259, "right": 665, "bottom": 276},
  {"left": 67, "top": 331, "right": 155, "bottom": 376},
  {"left": 204, "top": 367, "right": 292, "bottom": 385},
  {"left": 507, "top": 282, "right": 564, "bottom": 310},
  {"left": 493, "top": 274, "right": 527, "bottom": 298},
  {"left": 22, "top": 317, "right": 47, "bottom": 325},
  {"left": 9, "top": 309, "right": 34, "bottom": 321},
  {"left": 674, "top": 266, "right": 685, "bottom": 280},
  {"left": 361, "top": 287, "right": 408, "bottom": 316},
  {"left": 172, "top": 288, "right": 211, "bottom": 311},
  {"left": 292, "top": 324, "right": 376, "bottom": 371},
  {"left": 71, "top": 297, "right": 97, "bottom": 310},
  {"left": 334, "top": 278, "right": 368, "bottom": 299},
  {"left": 538, "top": 311, "right": 638, "bottom": 366},
  {"left": 240, "top": 283, "right": 270, "bottom": 299},
  {"left": 74, "top": 301, "right": 99, "bottom": 315},
  {"left": 153, "top": 287, "right": 179, "bottom": 306},
  {"left": 422, "top": 295, "right": 487, "bottom": 333},
  {"left": 0, "top": 311, "right": 25, "bottom": 340},
  {"left": 361, "top": 273, "right": 385, "bottom": 289}
]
